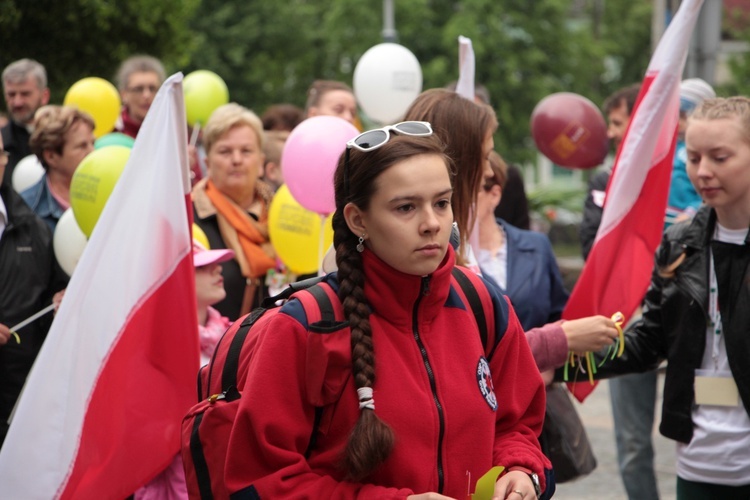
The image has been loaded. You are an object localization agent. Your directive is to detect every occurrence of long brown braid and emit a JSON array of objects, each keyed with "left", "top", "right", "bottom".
[{"left": 331, "top": 133, "right": 453, "bottom": 480}]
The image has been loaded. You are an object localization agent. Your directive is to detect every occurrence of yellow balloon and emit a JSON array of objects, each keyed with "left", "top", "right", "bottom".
[
  {"left": 183, "top": 70, "right": 229, "bottom": 127},
  {"left": 268, "top": 185, "right": 334, "bottom": 275},
  {"left": 192, "top": 223, "right": 210, "bottom": 249},
  {"left": 64, "top": 77, "right": 121, "bottom": 138},
  {"left": 70, "top": 146, "right": 130, "bottom": 238}
]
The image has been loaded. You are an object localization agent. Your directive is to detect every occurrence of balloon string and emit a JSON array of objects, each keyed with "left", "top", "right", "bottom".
[
  {"left": 190, "top": 122, "right": 201, "bottom": 147},
  {"left": 9, "top": 303, "right": 56, "bottom": 343}
]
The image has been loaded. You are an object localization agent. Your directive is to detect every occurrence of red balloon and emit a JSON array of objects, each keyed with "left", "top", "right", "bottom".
[{"left": 530, "top": 92, "right": 608, "bottom": 169}]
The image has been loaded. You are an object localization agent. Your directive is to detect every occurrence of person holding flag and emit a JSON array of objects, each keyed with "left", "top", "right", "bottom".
[
  {"left": 586, "top": 96, "right": 750, "bottom": 498},
  {"left": 562, "top": 0, "right": 709, "bottom": 496},
  {"left": 0, "top": 72, "right": 200, "bottom": 499},
  {"left": 0, "top": 125, "right": 68, "bottom": 448}
]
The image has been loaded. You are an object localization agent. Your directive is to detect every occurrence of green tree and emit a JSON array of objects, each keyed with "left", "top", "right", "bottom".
[
  {"left": 716, "top": 5, "right": 750, "bottom": 97},
  {"left": 0, "top": 0, "right": 655, "bottom": 163},
  {"left": 187, "top": 0, "right": 626, "bottom": 163},
  {"left": 0, "top": 0, "right": 199, "bottom": 105}
]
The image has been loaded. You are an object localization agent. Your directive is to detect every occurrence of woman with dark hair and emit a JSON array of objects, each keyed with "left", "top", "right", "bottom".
[{"left": 226, "top": 124, "right": 553, "bottom": 499}]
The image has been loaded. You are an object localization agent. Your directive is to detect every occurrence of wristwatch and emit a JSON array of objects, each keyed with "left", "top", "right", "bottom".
[{"left": 508, "top": 466, "right": 541, "bottom": 498}]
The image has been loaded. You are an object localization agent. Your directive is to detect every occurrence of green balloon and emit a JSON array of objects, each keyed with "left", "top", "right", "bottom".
[{"left": 95, "top": 132, "right": 135, "bottom": 150}]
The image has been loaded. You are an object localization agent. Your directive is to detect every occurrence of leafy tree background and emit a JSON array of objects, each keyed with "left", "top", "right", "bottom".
[
  {"left": 0, "top": 0, "right": 659, "bottom": 163},
  {"left": 0, "top": 0, "right": 199, "bottom": 99}
]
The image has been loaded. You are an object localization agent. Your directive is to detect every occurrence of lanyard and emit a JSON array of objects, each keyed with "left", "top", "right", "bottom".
[{"left": 708, "top": 250, "right": 724, "bottom": 371}]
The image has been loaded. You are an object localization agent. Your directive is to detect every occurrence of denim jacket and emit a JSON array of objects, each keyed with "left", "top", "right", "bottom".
[{"left": 20, "top": 176, "right": 63, "bottom": 232}]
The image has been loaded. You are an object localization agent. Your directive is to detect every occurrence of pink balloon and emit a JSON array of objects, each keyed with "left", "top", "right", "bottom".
[{"left": 281, "top": 116, "right": 360, "bottom": 215}]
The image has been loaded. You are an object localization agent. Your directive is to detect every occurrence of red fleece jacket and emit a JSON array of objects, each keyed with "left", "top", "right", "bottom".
[{"left": 225, "top": 247, "right": 550, "bottom": 498}]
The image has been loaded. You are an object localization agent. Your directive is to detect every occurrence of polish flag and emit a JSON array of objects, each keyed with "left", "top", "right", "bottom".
[
  {"left": 0, "top": 73, "right": 199, "bottom": 498},
  {"left": 563, "top": 0, "right": 705, "bottom": 402}
]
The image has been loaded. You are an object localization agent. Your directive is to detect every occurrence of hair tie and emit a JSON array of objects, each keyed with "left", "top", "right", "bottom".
[{"left": 357, "top": 387, "right": 375, "bottom": 411}]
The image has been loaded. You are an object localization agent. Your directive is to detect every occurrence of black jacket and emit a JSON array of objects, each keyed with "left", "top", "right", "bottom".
[
  {"left": 1, "top": 121, "right": 32, "bottom": 189},
  {"left": 592, "top": 205, "right": 750, "bottom": 444},
  {"left": 0, "top": 183, "right": 68, "bottom": 444},
  {"left": 579, "top": 169, "right": 610, "bottom": 260}
]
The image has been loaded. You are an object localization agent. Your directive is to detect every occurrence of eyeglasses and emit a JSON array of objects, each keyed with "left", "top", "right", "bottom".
[
  {"left": 343, "top": 121, "right": 433, "bottom": 196},
  {"left": 0, "top": 150, "right": 8, "bottom": 168},
  {"left": 126, "top": 84, "right": 158, "bottom": 95},
  {"left": 346, "top": 121, "right": 433, "bottom": 152}
]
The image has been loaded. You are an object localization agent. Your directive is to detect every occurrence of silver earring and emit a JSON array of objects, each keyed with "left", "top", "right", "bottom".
[{"left": 356, "top": 235, "right": 365, "bottom": 253}]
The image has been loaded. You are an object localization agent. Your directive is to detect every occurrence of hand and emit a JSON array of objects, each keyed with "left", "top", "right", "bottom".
[
  {"left": 407, "top": 494, "right": 456, "bottom": 500},
  {"left": 561, "top": 315, "right": 619, "bottom": 354},
  {"left": 0, "top": 323, "right": 10, "bottom": 346},
  {"left": 493, "top": 471, "right": 535, "bottom": 499},
  {"left": 53, "top": 289, "right": 66, "bottom": 313},
  {"left": 540, "top": 369, "right": 554, "bottom": 386}
]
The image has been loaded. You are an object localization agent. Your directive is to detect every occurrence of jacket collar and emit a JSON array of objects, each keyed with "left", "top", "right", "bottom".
[
  {"left": 498, "top": 218, "right": 535, "bottom": 251},
  {"left": 23, "top": 177, "right": 64, "bottom": 222},
  {"left": 680, "top": 205, "right": 715, "bottom": 250},
  {"left": 1, "top": 181, "right": 36, "bottom": 229},
  {"left": 192, "top": 177, "right": 217, "bottom": 219},
  {"left": 115, "top": 108, "right": 141, "bottom": 139},
  {"left": 684, "top": 204, "right": 750, "bottom": 246},
  {"left": 361, "top": 245, "right": 455, "bottom": 328}
]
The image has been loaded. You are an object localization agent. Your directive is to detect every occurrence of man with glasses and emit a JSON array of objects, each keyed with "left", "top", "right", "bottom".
[
  {"left": 0, "top": 135, "right": 67, "bottom": 446},
  {"left": 114, "top": 55, "right": 165, "bottom": 138},
  {"left": 1, "top": 59, "right": 51, "bottom": 189}
]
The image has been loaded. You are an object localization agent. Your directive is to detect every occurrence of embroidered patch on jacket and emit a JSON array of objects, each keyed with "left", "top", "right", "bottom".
[{"left": 476, "top": 356, "right": 497, "bottom": 411}]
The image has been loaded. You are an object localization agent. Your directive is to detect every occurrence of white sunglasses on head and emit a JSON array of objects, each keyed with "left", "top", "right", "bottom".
[{"left": 346, "top": 121, "right": 433, "bottom": 152}]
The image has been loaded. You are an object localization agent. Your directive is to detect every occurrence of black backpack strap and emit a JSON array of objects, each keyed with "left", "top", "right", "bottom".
[
  {"left": 189, "top": 411, "right": 214, "bottom": 500},
  {"left": 221, "top": 308, "right": 266, "bottom": 391},
  {"left": 452, "top": 267, "right": 489, "bottom": 350},
  {"left": 304, "top": 406, "right": 324, "bottom": 459},
  {"left": 197, "top": 365, "right": 206, "bottom": 402},
  {"left": 220, "top": 277, "right": 328, "bottom": 392}
]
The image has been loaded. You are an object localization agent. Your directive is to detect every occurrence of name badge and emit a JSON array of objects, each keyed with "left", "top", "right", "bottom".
[{"left": 694, "top": 370, "right": 739, "bottom": 407}]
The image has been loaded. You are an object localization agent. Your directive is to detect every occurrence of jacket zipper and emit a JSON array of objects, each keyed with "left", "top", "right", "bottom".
[{"left": 412, "top": 276, "right": 445, "bottom": 493}]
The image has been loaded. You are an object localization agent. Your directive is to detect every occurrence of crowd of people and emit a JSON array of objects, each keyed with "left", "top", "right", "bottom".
[{"left": 1, "top": 52, "right": 749, "bottom": 500}]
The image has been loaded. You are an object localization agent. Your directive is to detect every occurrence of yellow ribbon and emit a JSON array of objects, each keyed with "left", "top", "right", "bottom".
[
  {"left": 564, "top": 311, "right": 626, "bottom": 385},
  {"left": 470, "top": 466, "right": 506, "bottom": 500}
]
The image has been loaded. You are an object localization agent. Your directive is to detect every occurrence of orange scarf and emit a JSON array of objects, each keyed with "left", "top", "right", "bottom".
[{"left": 204, "top": 180, "right": 276, "bottom": 279}]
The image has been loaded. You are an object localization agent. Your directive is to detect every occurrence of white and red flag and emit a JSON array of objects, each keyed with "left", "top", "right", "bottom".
[
  {"left": 0, "top": 73, "right": 199, "bottom": 498},
  {"left": 563, "top": 0, "right": 705, "bottom": 402}
]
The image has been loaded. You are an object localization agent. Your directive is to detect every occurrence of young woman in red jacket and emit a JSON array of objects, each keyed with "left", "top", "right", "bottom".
[{"left": 225, "top": 124, "right": 553, "bottom": 499}]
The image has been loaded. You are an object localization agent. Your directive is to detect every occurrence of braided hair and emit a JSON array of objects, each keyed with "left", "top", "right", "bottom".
[{"left": 331, "top": 133, "right": 452, "bottom": 480}]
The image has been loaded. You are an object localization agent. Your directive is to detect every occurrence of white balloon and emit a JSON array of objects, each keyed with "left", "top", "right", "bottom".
[
  {"left": 11, "top": 154, "right": 45, "bottom": 193},
  {"left": 54, "top": 208, "right": 88, "bottom": 277},
  {"left": 353, "top": 43, "right": 423, "bottom": 125}
]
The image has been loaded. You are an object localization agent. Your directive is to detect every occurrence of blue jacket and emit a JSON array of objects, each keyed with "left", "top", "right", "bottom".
[
  {"left": 665, "top": 139, "right": 702, "bottom": 227},
  {"left": 494, "top": 219, "right": 569, "bottom": 331},
  {"left": 20, "top": 176, "right": 64, "bottom": 233}
]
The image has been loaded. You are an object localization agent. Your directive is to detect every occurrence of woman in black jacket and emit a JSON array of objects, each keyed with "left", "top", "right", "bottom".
[{"left": 591, "top": 96, "right": 750, "bottom": 499}]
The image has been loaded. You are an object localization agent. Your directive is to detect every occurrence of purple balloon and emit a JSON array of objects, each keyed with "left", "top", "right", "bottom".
[{"left": 281, "top": 116, "right": 360, "bottom": 215}]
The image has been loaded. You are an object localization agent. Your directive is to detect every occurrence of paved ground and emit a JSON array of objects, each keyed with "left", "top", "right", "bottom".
[{"left": 552, "top": 373, "right": 676, "bottom": 499}]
